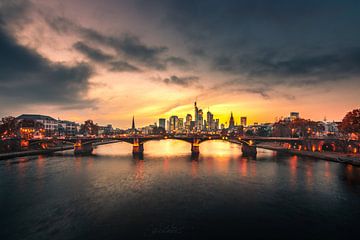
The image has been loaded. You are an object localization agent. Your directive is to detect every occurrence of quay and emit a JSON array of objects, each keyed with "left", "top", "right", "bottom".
[
  {"left": 0, "top": 140, "right": 120, "bottom": 160},
  {"left": 256, "top": 142, "right": 360, "bottom": 166}
]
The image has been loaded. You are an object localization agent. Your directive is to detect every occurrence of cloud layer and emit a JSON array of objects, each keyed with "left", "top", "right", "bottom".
[{"left": 0, "top": 1, "right": 95, "bottom": 109}]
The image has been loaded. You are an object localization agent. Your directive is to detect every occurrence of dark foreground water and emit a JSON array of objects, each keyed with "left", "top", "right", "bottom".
[{"left": 0, "top": 140, "right": 359, "bottom": 240}]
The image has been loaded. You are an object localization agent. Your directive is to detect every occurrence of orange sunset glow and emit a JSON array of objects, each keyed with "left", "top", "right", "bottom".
[{"left": 1, "top": 0, "right": 359, "bottom": 128}]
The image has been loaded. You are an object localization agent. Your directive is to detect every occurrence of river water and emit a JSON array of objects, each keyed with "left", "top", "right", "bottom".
[{"left": 1, "top": 140, "right": 359, "bottom": 239}]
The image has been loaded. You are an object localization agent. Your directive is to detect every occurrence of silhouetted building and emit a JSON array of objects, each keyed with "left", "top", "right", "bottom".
[
  {"left": 241, "top": 117, "right": 247, "bottom": 126},
  {"left": 198, "top": 109, "right": 203, "bottom": 130},
  {"left": 290, "top": 112, "right": 300, "bottom": 121},
  {"left": 178, "top": 118, "right": 184, "bottom": 130},
  {"left": 207, "top": 110, "right": 214, "bottom": 130},
  {"left": 194, "top": 101, "right": 199, "bottom": 128},
  {"left": 229, "top": 112, "right": 235, "bottom": 129},
  {"left": 169, "top": 116, "right": 179, "bottom": 131},
  {"left": 185, "top": 114, "right": 192, "bottom": 130},
  {"left": 132, "top": 116, "right": 135, "bottom": 130},
  {"left": 159, "top": 118, "right": 166, "bottom": 129}
]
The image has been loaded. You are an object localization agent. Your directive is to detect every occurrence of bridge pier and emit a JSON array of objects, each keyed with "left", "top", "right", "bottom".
[
  {"left": 132, "top": 138, "right": 144, "bottom": 155},
  {"left": 191, "top": 138, "right": 200, "bottom": 155},
  {"left": 191, "top": 143, "right": 200, "bottom": 155},
  {"left": 133, "top": 142, "right": 144, "bottom": 154},
  {"left": 74, "top": 140, "right": 93, "bottom": 155},
  {"left": 242, "top": 144, "right": 257, "bottom": 157}
]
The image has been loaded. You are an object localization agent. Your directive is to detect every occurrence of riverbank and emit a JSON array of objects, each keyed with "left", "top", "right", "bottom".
[
  {"left": 0, "top": 140, "right": 120, "bottom": 160},
  {"left": 257, "top": 143, "right": 360, "bottom": 166}
]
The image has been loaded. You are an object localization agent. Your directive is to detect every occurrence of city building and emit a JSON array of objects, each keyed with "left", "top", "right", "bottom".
[
  {"left": 185, "top": 114, "right": 192, "bottom": 131},
  {"left": 190, "top": 121, "right": 195, "bottom": 131},
  {"left": 194, "top": 101, "right": 204, "bottom": 131},
  {"left": 58, "top": 120, "right": 78, "bottom": 136},
  {"left": 229, "top": 112, "right": 235, "bottom": 129},
  {"left": 241, "top": 117, "right": 247, "bottom": 126},
  {"left": 198, "top": 109, "right": 203, "bottom": 130},
  {"left": 16, "top": 114, "right": 58, "bottom": 136},
  {"left": 178, "top": 118, "right": 184, "bottom": 130},
  {"left": 159, "top": 118, "right": 166, "bottom": 129},
  {"left": 215, "top": 119, "right": 220, "bottom": 130},
  {"left": 207, "top": 110, "right": 214, "bottom": 131},
  {"left": 194, "top": 101, "right": 199, "bottom": 129},
  {"left": 290, "top": 112, "right": 300, "bottom": 121},
  {"left": 141, "top": 124, "right": 157, "bottom": 135},
  {"left": 169, "top": 116, "right": 179, "bottom": 132}
]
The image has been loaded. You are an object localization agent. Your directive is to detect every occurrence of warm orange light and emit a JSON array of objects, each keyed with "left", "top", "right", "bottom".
[{"left": 311, "top": 145, "right": 316, "bottom": 152}]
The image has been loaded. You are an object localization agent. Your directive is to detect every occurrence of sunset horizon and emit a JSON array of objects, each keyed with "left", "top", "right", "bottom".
[
  {"left": 1, "top": 1, "right": 359, "bottom": 240},
  {"left": 1, "top": 0, "right": 359, "bottom": 128}
]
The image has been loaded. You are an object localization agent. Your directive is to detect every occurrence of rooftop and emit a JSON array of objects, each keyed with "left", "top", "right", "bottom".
[{"left": 16, "top": 114, "right": 57, "bottom": 121}]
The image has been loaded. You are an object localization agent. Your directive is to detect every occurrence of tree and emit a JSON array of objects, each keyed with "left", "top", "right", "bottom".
[
  {"left": 339, "top": 109, "right": 360, "bottom": 139},
  {"left": 80, "top": 120, "right": 99, "bottom": 136},
  {"left": 0, "top": 116, "right": 18, "bottom": 137}
]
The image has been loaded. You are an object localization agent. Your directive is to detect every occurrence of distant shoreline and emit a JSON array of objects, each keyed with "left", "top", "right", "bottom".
[
  {"left": 1, "top": 140, "right": 359, "bottom": 166},
  {"left": 257, "top": 143, "right": 360, "bottom": 166},
  {"left": 0, "top": 140, "right": 120, "bottom": 161}
]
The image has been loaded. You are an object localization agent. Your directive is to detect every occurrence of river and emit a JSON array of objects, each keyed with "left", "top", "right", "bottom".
[{"left": 1, "top": 140, "right": 359, "bottom": 239}]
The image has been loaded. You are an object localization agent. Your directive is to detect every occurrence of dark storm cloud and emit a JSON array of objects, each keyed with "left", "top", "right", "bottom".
[
  {"left": 236, "top": 88, "right": 271, "bottom": 100},
  {"left": 0, "top": 0, "right": 31, "bottom": 26},
  {"left": 46, "top": 16, "right": 190, "bottom": 71},
  {"left": 0, "top": 24, "right": 94, "bottom": 107},
  {"left": 73, "top": 41, "right": 113, "bottom": 63},
  {"left": 212, "top": 48, "right": 360, "bottom": 84},
  {"left": 109, "top": 60, "right": 141, "bottom": 72},
  {"left": 144, "top": 0, "right": 360, "bottom": 86},
  {"left": 165, "top": 56, "right": 190, "bottom": 69},
  {"left": 162, "top": 75, "right": 199, "bottom": 87},
  {"left": 73, "top": 41, "right": 141, "bottom": 72}
]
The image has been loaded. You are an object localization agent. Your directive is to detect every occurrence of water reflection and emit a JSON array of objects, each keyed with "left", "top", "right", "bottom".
[
  {"left": 191, "top": 160, "right": 199, "bottom": 178},
  {"left": 1, "top": 140, "right": 360, "bottom": 240}
]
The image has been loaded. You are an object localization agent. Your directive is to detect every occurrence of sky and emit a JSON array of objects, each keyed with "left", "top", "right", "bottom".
[{"left": 0, "top": 0, "right": 359, "bottom": 128}]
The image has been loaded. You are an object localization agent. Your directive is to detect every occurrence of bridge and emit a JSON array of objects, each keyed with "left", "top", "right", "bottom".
[{"left": 24, "top": 135, "right": 360, "bottom": 157}]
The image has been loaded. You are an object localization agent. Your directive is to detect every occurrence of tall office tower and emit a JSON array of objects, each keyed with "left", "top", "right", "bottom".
[
  {"left": 178, "top": 118, "right": 184, "bottom": 130},
  {"left": 169, "top": 116, "right": 179, "bottom": 131},
  {"left": 185, "top": 114, "right": 192, "bottom": 130},
  {"left": 159, "top": 118, "right": 166, "bottom": 129},
  {"left": 198, "top": 109, "right": 203, "bottom": 130},
  {"left": 207, "top": 110, "right": 214, "bottom": 130},
  {"left": 240, "top": 117, "right": 247, "bottom": 127},
  {"left": 229, "top": 112, "right": 235, "bottom": 129},
  {"left": 215, "top": 119, "right": 219, "bottom": 130},
  {"left": 194, "top": 101, "right": 199, "bottom": 130}
]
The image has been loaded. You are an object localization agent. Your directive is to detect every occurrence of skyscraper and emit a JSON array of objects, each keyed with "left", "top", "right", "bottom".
[
  {"left": 198, "top": 109, "right": 203, "bottom": 130},
  {"left": 178, "top": 118, "right": 184, "bottom": 130},
  {"left": 185, "top": 114, "right": 192, "bottom": 130},
  {"left": 229, "top": 112, "right": 235, "bottom": 129},
  {"left": 194, "top": 101, "right": 199, "bottom": 129},
  {"left": 241, "top": 117, "right": 247, "bottom": 126},
  {"left": 207, "top": 110, "right": 214, "bottom": 130},
  {"left": 159, "top": 118, "right": 166, "bottom": 129},
  {"left": 169, "top": 116, "right": 179, "bottom": 131}
]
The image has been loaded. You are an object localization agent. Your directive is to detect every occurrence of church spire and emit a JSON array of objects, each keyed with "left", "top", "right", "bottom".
[{"left": 132, "top": 116, "right": 135, "bottom": 130}]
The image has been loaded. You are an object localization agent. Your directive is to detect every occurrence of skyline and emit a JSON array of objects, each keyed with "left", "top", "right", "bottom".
[{"left": 1, "top": 0, "right": 360, "bottom": 128}]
